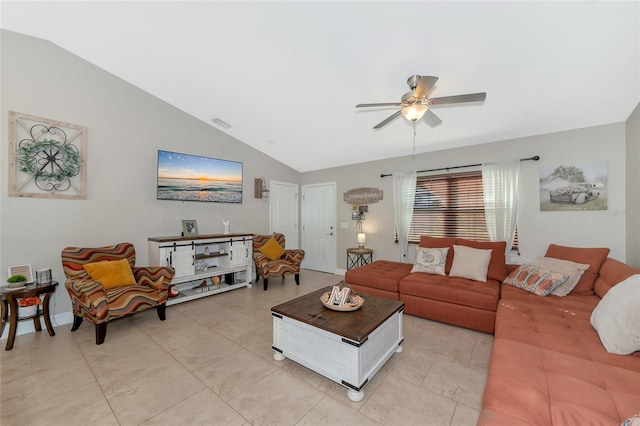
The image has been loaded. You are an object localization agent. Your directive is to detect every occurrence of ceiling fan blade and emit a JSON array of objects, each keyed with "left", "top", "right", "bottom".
[
  {"left": 429, "top": 92, "right": 486, "bottom": 105},
  {"left": 413, "top": 76, "right": 438, "bottom": 98},
  {"left": 423, "top": 109, "right": 442, "bottom": 126},
  {"left": 356, "top": 102, "right": 402, "bottom": 108},
  {"left": 373, "top": 110, "right": 402, "bottom": 129}
]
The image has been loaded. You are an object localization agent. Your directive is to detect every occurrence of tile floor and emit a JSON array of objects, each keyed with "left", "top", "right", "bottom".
[{"left": 0, "top": 270, "right": 492, "bottom": 426}]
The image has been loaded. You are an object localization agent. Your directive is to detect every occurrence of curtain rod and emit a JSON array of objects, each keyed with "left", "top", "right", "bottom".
[{"left": 380, "top": 155, "right": 540, "bottom": 178}]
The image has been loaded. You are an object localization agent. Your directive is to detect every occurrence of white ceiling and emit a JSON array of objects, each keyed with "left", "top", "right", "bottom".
[{"left": 2, "top": 1, "right": 639, "bottom": 172}]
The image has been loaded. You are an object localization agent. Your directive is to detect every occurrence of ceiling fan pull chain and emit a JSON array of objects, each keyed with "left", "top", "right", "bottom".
[{"left": 413, "top": 121, "right": 417, "bottom": 152}]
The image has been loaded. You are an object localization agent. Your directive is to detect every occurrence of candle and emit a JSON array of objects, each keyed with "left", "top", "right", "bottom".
[{"left": 357, "top": 233, "right": 366, "bottom": 248}]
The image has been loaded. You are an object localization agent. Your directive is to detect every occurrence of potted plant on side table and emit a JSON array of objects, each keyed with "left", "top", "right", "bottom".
[{"left": 6, "top": 274, "right": 27, "bottom": 289}]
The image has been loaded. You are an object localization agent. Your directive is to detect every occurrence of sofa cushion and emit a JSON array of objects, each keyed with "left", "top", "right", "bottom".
[
  {"left": 345, "top": 260, "right": 412, "bottom": 293},
  {"left": 399, "top": 273, "right": 500, "bottom": 312},
  {"left": 594, "top": 258, "right": 640, "bottom": 299},
  {"left": 529, "top": 256, "right": 590, "bottom": 296},
  {"left": 449, "top": 244, "right": 492, "bottom": 282},
  {"left": 457, "top": 238, "right": 508, "bottom": 281},
  {"left": 503, "top": 264, "right": 569, "bottom": 296},
  {"left": 419, "top": 236, "right": 457, "bottom": 273},
  {"left": 545, "top": 244, "right": 610, "bottom": 295},
  {"left": 481, "top": 285, "right": 640, "bottom": 425},
  {"left": 83, "top": 258, "right": 137, "bottom": 289},
  {"left": 411, "top": 247, "right": 448, "bottom": 275},
  {"left": 105, "top": 284, "right": 165, "bottom": 318},
  {"left": 590, "top": 274, "right": 640, "bottom": 355}
]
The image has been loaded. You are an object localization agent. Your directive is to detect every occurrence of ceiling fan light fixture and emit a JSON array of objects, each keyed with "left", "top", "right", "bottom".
[{"left": 402, "top": 104, "right": 428, "bottom": 122}]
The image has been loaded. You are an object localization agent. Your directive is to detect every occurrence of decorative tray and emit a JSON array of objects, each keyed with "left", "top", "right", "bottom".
[{"left": 320, "top": 291, "right": 364, "bottom": 312}]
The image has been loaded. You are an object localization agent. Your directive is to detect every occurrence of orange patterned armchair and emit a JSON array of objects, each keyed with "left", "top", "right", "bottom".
[
  {"left": 61, "top": 242, "right": 174, "bottom": 345},
  {"left": 252, "top": 234, "right": 305, "bottom": 291}
]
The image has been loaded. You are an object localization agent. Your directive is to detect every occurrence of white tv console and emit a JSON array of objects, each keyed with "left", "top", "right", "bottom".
[{"left": 148, "top": 233, "right": 253, "bottom": 306}]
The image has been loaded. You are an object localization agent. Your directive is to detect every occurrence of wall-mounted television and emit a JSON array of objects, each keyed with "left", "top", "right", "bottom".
[{"left": 157, "top": 150, "right": 243, "bottom": 203}]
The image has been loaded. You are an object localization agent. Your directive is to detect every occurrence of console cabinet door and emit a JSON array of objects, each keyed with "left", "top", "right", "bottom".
[
  {"left": 171, "top": 246, "right": 195, "bottom": 279},
  {"left": 229, "top": 239, "right": 251, "bottom": 268},
  {"left": 228, "top": 240, "right": 242, "bottom": 268}
]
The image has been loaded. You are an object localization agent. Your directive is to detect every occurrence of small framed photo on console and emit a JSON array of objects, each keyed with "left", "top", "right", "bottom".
[{"left": 182, "top": 220, "right": 199, "bottom": 237}]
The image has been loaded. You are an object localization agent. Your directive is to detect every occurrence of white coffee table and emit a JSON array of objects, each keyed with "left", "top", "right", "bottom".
[{"left": 271, "top": 287, "right": 404, "bottom": 401}]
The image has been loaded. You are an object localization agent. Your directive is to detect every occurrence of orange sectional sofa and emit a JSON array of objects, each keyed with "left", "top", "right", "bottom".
[
  {"left": 346, "top": 236, "right": 507, "bottom": 333},
  {"left": 345, "top": 239, "right": 640, "bottom": 425},
  {"left": 479, "top": 257, "right": 640, "bottom": 425}
]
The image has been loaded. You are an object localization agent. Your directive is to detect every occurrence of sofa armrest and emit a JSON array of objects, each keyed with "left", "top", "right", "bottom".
[
  {"left": 132, "top": 266, "right": 175, "bottom": 289},
  {"left": 285, "top": 249, "right": 305, "bottom": 266},
  {"left": 253, "top": 252, "right": 271, "bottom": 276},
  {"left": 253, "top": 251, "right": 269, "bottom": 265},
  {"left": 64, "top": 277, "right": 109, "bottom": 322},
  {"left": 506, "top": 264, "right": 520, "bottom": 275}
]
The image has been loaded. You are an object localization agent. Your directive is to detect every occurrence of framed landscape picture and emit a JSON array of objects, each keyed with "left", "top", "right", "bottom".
[
  {"left": 539, "top": 161, "right": 607, "bottom": 211},
  {"left": 157, "top": 150, "right": 242, "bottom": 204}
]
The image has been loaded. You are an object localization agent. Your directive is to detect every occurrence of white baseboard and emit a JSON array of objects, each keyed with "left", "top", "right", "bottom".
[
  {"left": 1, "top": 311, "right": 73, "bottom": 341},
  {"left": 335, "top": 268, "right": 347, "bottom": 276}
]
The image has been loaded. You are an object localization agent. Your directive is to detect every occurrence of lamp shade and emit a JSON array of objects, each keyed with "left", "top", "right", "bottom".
[
  {"left": 357, "top": 233, "right": 366, "bottom": 248},
  {"left": 402, "top": 104, "right": 428, "bottom": 121}
]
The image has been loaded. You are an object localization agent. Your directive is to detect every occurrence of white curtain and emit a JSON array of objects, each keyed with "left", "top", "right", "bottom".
[
  {"left": 393, "top": 172, "right": 417, "bottom": 262},
  {"left": 482, "top": 161, "right": 520, "bottom": 254}
]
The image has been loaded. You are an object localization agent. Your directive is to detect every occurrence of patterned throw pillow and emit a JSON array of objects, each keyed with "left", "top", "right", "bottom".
[
  {"left": 528, "top": 256, "right": 590, "bottom": 296},
  {"left": 503, "top": 265, "right": 569, "bottom": 296},
  {"left": 622, "top": 412, "right": 640, "bottom": 426},
  {"left": 411, "top": 247, "right": 449, "bottom": 276}
]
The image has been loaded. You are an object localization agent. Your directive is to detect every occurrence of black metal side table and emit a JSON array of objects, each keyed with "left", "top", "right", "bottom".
[
  {"left": 347, "top": 248, "right": 373, "bottom": 270},
  {"left": 0, "top": 281, "right": 58, "bottom": 350}
]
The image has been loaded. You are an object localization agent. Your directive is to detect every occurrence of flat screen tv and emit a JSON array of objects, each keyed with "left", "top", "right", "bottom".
[{"left": 156, "top": 150, "right": 243, "bottom": 203}]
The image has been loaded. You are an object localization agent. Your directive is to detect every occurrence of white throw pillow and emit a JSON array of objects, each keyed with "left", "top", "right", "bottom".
[
  {"left": 411, "top": 247, "right": 449, "bottom": 276},
  {"left": 590, "top": 274, "right": 640, "bottom": 355},
  {"left": 448, "top": 245, "right": 492, "bottom": 282},
  {"left": 529, "top": 256, "right": 590, "bottom": 296}
]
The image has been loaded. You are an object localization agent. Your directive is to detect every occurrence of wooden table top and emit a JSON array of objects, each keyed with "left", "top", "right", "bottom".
[
  {"left": 0, "top": 281, "right": 58, "bottom": 301},
  {"left": 271, "top": 286, "right": 404, "bottom": 343}
]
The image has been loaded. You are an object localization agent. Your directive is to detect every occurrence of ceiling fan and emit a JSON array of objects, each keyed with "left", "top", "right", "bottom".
[{"left": 356, "top": 75, "right": 486, "bottom": 129}]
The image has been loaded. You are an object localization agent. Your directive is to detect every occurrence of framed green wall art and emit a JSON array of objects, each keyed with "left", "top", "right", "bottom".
[{"left": 8, "top": 111, "right": 87, "bottom": 199}]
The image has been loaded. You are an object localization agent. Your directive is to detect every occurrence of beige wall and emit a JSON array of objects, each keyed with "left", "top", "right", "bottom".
[
  {"left": 0, "top": 30, "right": 299, "bottom": 318},
  {"left": 302, "top": 123, "right": 628, "bottom": 270},
  {"left": 625, "top": 103, "right": 640, "bottom": 268},
  {"left": 1, "top": 29, "right": 636, "bottom": 331}
]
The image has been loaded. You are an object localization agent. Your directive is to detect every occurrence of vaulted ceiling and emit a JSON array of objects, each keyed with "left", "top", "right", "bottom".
[{"left": 2, "top": 1, "right": 639, "bottom": 172}]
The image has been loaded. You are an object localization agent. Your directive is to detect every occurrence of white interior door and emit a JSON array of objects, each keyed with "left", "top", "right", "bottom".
[
  {"left": 302, "top": 182, "right": 336, "bottom": 273},
  {"left": 270, "top": 181, "right": 299, "bottom": 248}
]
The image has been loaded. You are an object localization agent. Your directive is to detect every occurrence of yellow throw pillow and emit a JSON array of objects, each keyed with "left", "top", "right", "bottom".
[
  {"left": 83, "top": 258, "right": 136, "bottom": 289},
  {"left": 258, "top": 236, "right": 285, "bottom": 260}
]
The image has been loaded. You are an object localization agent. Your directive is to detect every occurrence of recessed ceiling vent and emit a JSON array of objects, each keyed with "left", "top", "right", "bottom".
[{"left": 211, "top": 118, "right": 232, "bottom": 129}]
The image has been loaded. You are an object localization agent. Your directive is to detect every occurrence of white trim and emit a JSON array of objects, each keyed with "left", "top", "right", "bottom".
[{"left": 1, "top": 311, "right": 73, "bottom": 341}]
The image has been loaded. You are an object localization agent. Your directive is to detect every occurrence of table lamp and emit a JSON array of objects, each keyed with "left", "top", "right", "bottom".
[{"left": 357, "top": 232, "right": 366, "bottom": 249}]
